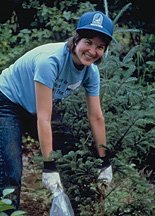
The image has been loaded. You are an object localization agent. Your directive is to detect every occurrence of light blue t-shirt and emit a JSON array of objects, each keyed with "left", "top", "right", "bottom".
[{"left": 0, "top": 42, "right": 100, "bottom": 113}]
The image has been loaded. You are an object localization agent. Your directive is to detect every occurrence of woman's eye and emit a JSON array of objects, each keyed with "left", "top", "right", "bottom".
[
  {"left": 85, "top": 39, "right": 92, "bottom": 44},
  {"left": 98, "top": 46, "right": 104, "bottom": 50}
]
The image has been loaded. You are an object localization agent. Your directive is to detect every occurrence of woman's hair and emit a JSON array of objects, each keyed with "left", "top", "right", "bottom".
[{"left": 67, "top": 29, "right": 112, "bottom": 65}]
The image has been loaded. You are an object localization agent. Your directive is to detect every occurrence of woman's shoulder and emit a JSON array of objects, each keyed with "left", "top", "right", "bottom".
[
  {"left": 23, "top": 42, "right": 68, "bottom": 64},
  {"left": 30, "top": 42, "right": 67, "bottom": 55}
]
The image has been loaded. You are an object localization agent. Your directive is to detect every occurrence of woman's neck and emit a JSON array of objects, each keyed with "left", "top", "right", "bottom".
[{"left": 71, "top": 53, "right": 84, "bottom": 70}]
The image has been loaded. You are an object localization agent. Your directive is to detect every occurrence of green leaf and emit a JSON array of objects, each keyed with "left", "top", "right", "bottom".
[
  {"left": 11, "top": 210, "right": 27, "bottom": 216},
  {"left": 0, "top": 201, "right": 14, "bottom": 212},
  {"left": 1, "top": 198, "right": 12, "bottom": 205},
  {"left": 2, "top": 189, "right": 15, "bottom": 197}
]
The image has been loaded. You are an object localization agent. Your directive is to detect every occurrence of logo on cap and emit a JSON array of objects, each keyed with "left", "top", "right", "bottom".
[{"left": 90, "top": 13, "right": 103, "bottom": 28}]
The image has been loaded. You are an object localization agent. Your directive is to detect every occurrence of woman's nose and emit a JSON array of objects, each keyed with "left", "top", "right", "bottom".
[{"left": 89, "top": 45, "right": 97, "bottom": 55}]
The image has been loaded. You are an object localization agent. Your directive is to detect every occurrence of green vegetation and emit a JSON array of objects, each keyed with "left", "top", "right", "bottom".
[{"left": 0, "top": 189, "right": 26, "bottom": 215}]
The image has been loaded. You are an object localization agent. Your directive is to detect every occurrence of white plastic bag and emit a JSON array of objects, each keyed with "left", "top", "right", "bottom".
[{"left": 50, "top": 189, "right": 75, "bottom": 216}]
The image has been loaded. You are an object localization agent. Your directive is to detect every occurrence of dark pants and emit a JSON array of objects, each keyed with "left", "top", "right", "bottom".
[{"left": 0, "top": 91, "right": 38, "bottom": 210}]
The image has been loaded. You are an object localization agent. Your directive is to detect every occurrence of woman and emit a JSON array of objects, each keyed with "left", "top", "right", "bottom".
[{"left": 0, "top": 11, "right": 113, "bottom": 210}]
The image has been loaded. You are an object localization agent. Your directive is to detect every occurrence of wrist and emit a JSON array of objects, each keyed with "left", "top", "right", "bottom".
[
  {"left": 94, "top": 144, "right": 107, "bottom": 157},
  {"left": 43, "top": 151, "right": 54, "bottom": 161}
]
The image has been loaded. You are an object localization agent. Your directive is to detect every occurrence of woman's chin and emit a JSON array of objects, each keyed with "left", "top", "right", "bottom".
[{"left": 82, "top": 60, "right": 94, "bottom": 66}]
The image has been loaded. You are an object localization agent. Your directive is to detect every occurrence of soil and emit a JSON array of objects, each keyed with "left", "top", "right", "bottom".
[{"left": 19, "top": 144, "right": 51, "bottom": 216}]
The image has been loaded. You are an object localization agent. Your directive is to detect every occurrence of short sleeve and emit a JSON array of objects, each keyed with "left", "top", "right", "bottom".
[{"left": 33, "top": 54, "right": 58, "bottom": 88}]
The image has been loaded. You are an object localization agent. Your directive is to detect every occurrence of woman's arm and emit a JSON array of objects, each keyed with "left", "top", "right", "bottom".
[
  {"left": 35, "top": 81, "right": 53, "bottom": 161},
  {"left": 86, "top": 95, "right": 106, "bottom": 157},
  {"left": 35, "top": 82, "right": 64, "bottom": 193}
]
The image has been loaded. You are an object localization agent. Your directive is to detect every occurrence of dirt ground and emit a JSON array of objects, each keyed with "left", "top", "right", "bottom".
[
  {"left": 19, "top": 149, "right": 51, "bottom": 216},
  {"left": 20, "top": 193, "right": 49, "bottom": 216}
]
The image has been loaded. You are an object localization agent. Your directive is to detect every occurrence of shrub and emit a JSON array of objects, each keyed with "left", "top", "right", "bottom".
[{"left": 0, "top": 189, "right": 26, "bottom": 215}]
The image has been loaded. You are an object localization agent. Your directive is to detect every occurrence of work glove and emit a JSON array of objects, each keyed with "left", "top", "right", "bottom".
[
  {"left": 42, "top": 161, "right": 63, "bottom": 194},
  {"left": 98, "top": 164, "right": 113, "bottom": 186},
  {"left": 97, "top": 153, "right": 113, "bottom": 188}
]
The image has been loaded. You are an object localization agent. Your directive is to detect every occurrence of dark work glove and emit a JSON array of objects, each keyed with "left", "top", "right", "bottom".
[{"left": 42, "top": 161, "right": 63, "bottom": 194}]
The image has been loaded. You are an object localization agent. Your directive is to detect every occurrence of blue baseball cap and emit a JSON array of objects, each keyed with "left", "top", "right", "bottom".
[{"left": 76, "top": 11, "right": 114, "bottom": 40}]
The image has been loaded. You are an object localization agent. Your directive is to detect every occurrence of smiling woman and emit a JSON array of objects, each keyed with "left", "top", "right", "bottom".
[{"left": 0, "top": 10, "right": 114, "bottom": 213}]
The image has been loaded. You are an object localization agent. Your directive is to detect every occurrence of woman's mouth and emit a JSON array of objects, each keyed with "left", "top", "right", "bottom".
[{"left": 84, "top": 53, "right": 95, "bottom": 61}]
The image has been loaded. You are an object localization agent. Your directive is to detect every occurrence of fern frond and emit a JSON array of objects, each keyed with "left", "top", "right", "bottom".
[
  {"left": 113, "top": 3, "right": 132, "bottom": 24},
  {"left": 123, "top": 45, "right": 140, "bottom": 63}
]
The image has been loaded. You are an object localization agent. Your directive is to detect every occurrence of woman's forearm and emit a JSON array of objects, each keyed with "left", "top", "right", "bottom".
[
  {"left": 89, "top": 116, "right": 107, "bottom": 157},
  {"left": 37, "top": 119, "right": 53, "bottom": 160}
]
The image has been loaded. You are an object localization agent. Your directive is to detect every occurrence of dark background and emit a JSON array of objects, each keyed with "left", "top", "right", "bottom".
[{"left": 0, "top": 0, "right": 154, "bottom": 33}]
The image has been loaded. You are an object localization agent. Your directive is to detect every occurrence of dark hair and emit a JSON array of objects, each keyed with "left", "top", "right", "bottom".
[{"left": 67, "top": 29, "right": 112, "bottom": 65}]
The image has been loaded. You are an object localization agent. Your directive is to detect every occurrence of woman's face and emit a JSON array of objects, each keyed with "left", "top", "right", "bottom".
[{"left": 73, "top": 36, "right": 106, "bottom": 67}]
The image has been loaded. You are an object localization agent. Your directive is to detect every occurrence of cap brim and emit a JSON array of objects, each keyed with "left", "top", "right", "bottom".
[{"left": 76, "top": 25, "right": 113, "bottom": 40}]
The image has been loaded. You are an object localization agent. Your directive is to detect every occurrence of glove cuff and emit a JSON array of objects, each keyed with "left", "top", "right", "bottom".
[
  {"left": 43, "top": 161, "right": 57, "bottom": 172},
  {"left": 99, "top": 156, "right": 111, "bottom": 168}
]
